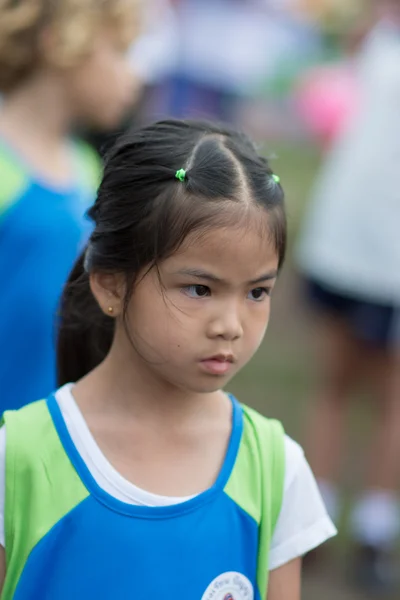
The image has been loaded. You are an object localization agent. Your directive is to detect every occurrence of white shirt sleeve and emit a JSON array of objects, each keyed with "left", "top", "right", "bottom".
[
  {"left": 269, "top": 435, "right": 337, "bottom": 571},
  {"left": 0, "top": 427, "right": 5, "bottom": 548}
]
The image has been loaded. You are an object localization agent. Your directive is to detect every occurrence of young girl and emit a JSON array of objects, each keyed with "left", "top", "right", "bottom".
[
  {"left": 0, "top": 120, "right": 335, "bottom": 599},
  {"left": 0, "top": 0, "right": 141, "bottom": 410}
]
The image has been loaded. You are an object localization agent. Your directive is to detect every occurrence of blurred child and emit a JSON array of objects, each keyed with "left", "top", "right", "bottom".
[
  {"left": 0, "top": 0, "right": 142, "bottom": 410},
  {"left": 297, "top": 1, "right": 400, "bottom": 591},
  {"left": 0, "top": 119, "right": 335, "bottom": 599}
]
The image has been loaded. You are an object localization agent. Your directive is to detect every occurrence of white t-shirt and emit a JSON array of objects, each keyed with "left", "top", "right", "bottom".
[
  {"left": 0, "top": 385, "right": 336, "bottom": 570},
  {"left": 297, "top": 22, "right": 400, "bottom": 304}
]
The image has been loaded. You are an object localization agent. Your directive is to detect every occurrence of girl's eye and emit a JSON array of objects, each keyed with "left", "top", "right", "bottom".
[
  {"left": 248, "top": 287, "right": 269, "bottom": 301},
  {"left": 183, "top": 285, "right": 211, "bottom": 298}
]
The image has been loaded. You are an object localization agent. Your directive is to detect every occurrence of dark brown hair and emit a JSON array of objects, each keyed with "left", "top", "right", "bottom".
[{"left": 57, "top": 119, "right": 286, "bottom": 385}]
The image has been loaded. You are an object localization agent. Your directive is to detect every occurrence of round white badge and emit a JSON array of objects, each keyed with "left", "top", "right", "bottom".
[{"left": 201, "top": 572, "right": 254, "bottom": 600}]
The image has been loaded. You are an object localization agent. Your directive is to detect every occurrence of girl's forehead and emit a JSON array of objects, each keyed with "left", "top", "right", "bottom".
[{"left": 164, "top": 225, "right": 279, "bottom": 278}]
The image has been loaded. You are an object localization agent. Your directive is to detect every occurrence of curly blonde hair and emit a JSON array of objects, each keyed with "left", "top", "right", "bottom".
[{"left": 0, "top": 0, "right": 141, "bottom": 92}]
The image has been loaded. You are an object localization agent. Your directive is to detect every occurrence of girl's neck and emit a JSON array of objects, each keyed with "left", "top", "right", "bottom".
[{"left": 75, "top": 341, "right": 226, "bottom": 427}]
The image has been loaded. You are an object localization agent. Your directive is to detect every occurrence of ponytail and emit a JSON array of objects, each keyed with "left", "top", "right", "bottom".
[{"left": 56, "top": 250, "right": 114, "bottom": 386}]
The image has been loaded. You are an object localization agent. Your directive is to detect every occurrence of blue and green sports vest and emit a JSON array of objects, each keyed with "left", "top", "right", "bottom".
[{"left": 1, "top": 394, "right": 285, "bottom": 599}]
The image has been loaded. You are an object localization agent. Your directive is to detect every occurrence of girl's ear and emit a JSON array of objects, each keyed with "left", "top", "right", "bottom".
[{"left": 89, "top": 272, "right": 126, "bottom": 317}]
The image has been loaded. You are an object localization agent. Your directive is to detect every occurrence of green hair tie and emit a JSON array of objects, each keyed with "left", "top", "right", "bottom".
[
  {"left": 272, "top": 174, "right": 280, "bottom": 184},
  {"left": 175, "top": 168, "right": 186, "bottom": 182}
]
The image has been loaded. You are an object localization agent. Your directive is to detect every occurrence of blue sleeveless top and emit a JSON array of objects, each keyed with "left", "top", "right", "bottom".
[
  {"left": 0, "top": 140, "right": 99, "bottom": 409},
  {"left": 1, "top": 394, "right": 285, "bottom": 599}
]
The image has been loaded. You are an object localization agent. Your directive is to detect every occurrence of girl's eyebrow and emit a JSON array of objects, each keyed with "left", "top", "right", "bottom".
[{"left": 174, "top": 268, "right": 278, "bottom": 285}]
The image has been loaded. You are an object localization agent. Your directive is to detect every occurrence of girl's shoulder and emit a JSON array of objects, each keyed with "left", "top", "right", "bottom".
[
  {"left": 238, "top": 403, "right": 313, "bottom": 498},
  {"left": 240, "top": 402, "right": 285, "bottom": 447},
  {"left": 2, "top": 398, "right": 53, "bottom": 451},
  {"left": 2, "top": 399, "right": 84, "bottom": 493},
  {"left": 229, "top": 402, "right": 286, "bottom": 536},
  {"left": 237, "top": 402, "right": 286, "bottom": 478},
  {"left": 233, "top": 402, "right": 337, "bottom": 569},
  {"left": 1, "top": 399, "right": 88, "bottom": 557},
  {"left": 269, "top": 431, "right": 337, "bottom": 569},
  {"left": 238, "top": 403, "right": 330, "bottom": 508}
]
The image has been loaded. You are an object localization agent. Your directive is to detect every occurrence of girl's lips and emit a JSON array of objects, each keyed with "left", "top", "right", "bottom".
[{"left": 199, "top": 357, "right": 234, "bottom": 375}]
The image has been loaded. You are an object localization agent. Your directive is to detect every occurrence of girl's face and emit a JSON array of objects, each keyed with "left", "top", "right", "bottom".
[
  {"left": 64, "top": 29, "right": 139, "bottom": 130},
  {"left": 114, "top": 222, "right": 279, "bottom": 394}
]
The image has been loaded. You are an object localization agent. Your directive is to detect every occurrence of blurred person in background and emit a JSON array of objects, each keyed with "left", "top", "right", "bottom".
[
  {"left": 296, "top": 0, "right": 400, "bottom": 591},
  {"left": 165, "top": 0, "right": 305, "bottom": 124},
  {"left": 86, "top": 0, "right": 179, "bottom": 156},
  {"left": 164, "top": 0, "right": 260, "bottom": 122},
  {"left": 0, "top": 0, "right": 142, "bottom": 411}
]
